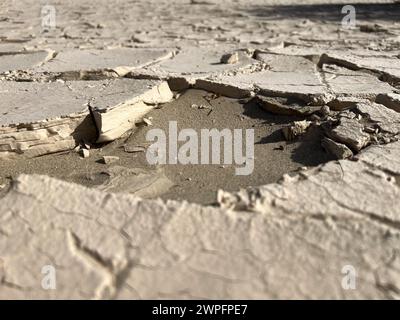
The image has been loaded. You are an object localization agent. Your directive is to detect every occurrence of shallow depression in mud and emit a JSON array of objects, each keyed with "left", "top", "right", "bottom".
[{"left": 0, "top": 89, "right": 334, "bottom": 204}]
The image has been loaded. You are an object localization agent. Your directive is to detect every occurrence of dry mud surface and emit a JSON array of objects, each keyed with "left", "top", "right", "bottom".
[{"left": 1, "top": 0, "right": 400, "bottom": 299}]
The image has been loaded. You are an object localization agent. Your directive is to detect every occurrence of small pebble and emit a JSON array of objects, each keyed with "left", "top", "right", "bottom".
[
  {"left": 143, "top": 118, "right": 152, "bottom": 126},
  {"left": 320, "top": 105, "right": 330, "bottom": 116},
  {"left": 124, "top": 145, "right": 146, "bottom": 153},
  {"left": 220, "top": 52, "right": 239, "bottom": 64},
  {"left": 364, "top": 126, "right": 376, "bottom": 134},
  {"left": 80, "top": 148, "right": 90, "bottom": 158},
  {"left": 102, "top": 156, "right": 120, "bottom": 164}
]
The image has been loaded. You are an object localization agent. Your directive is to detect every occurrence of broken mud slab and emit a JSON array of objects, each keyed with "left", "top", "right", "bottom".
[
  {"left": 35, "top": 48, "right": 175, "bottom": 80},
  {"left": 198, "top": 53, "right": 328, "bottom": 104},
  {"left": 319, "top": 50, "right": 400, "bottom": 85},
  {"left": 0, "top": 49, "right": 54, "bottom": 74},
  {"left": 2, "top": 167, "right": 399, "bottom": 299},
  {"left": 134, "top": 47, "right": 258, "bottom": 80},
  {"left": 0, "top": 89, "right": 334, "bottom": 204},
  {"left": 0, "top": 79, "right": 173, "bottom": 157},
  {"left": 255, "top": 95, "right": 320, "bottom": 116},
  {"left": 322, "top": 101, "right": 400, "bottom": 153},
  {"left": 376, "top": 93, "right": 400, "bottom": 113},
  {"left": 321, "top": 64, "right": 394, "bottom": 99}
]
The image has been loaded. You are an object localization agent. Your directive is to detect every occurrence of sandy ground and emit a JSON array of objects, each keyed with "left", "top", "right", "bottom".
[{"left": 0, "top": 89, "right": 332, "bottom": 204}]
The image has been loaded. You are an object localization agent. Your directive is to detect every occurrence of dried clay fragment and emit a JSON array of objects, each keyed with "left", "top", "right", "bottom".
[
  {"left": 282, "top": 120, "right": 312, "bottom": 141},
  {"left": 321, "top": 137, "right": 353, "bottom": 159},
  {"left": 220, "top": 52, "right": 239, "bottom": 64},
  {"left": 102, "top": 155, "right": 120, "bottom": 164}
]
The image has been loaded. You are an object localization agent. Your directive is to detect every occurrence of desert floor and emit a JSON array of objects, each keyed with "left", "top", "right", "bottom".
[{"left": 0, "top": 0, "right": 400, "bottom": 299}]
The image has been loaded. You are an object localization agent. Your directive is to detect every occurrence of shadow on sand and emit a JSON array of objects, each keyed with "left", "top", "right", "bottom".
[{"left": 244, "top": 2, "right": 400, "bottom": 22}]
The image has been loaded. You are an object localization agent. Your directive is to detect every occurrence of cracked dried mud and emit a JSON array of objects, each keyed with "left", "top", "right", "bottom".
[{"left": 1, "top": 0, "right": 400, "bottom": 299}]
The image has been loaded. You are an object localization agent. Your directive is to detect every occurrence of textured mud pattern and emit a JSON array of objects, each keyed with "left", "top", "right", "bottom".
[{"left": 1, "top": 0, "right": 400, "bottom": 299}]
